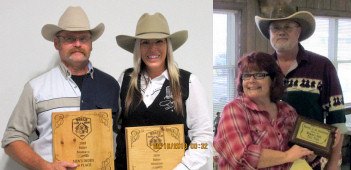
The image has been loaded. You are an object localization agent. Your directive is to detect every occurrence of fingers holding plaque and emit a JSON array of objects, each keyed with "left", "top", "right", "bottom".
[{"left": 289, "top": 116, "right": 337, "bottom": 158}]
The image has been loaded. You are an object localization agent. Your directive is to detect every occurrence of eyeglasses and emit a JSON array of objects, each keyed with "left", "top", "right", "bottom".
[
  {"left": 269, "top": 25, "right": 300, "bottom": 33},
  {"left": 56, "top": 35, "right": 92, "bottom": 44},
  {"left": 242, "top": 73, "right": 271, "bottom": 80},
  {"left": 140, "top": 39, "right": 166, "bottom": 48}
]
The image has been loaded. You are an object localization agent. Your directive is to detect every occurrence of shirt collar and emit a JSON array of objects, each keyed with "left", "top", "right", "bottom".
[
  {"left": 59, "top": 61, "right": 94, "bottom": 79},
  {"left": 241, "top": 95, "right": 288, "bottom": 119},
  {"left": 296, "top": 43, "right": 309, "bottom": 64},
  {"left": 241, "top": 94, "right": 262, "bottom": 112},
  {"left": 272, "top": 43, "right": 309, "bottom": 65},
  {"left": 142, "top": 70, "right": 169, "bottom": 81}
]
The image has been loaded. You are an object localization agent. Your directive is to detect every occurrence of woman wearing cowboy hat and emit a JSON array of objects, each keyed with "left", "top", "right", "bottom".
[{"left": 115, "top": 13, "right": 212, "bottom": 170}]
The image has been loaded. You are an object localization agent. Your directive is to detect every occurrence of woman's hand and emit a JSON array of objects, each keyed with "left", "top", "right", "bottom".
[
  {"left": 332, "top": 129, "right": 341, "bottom": 148},
  {"left": 284, "top": 145, "right": 314, "bottom": 163}
]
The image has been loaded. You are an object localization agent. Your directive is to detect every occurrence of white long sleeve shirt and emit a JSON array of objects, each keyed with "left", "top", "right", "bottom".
[{"left": 118, "top": 70, "right": 213, "bottom": 170}]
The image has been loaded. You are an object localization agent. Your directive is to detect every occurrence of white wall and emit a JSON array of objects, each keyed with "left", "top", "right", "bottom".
[{"left": 0, "top": 0, "right": 213, "bottom": 169}]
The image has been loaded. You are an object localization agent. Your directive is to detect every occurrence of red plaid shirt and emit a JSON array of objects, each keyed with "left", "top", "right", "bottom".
[{"left": 213, "top": 95, "right": 298, "bottom": 170}]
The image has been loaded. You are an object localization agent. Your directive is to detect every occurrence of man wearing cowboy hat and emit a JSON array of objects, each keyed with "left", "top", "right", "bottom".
[
  {"left": 1, "top": 6, "right": 119, "bottom": 169},
  {"left": 255, "top": 5, "right": 347, "bottom": 170}
]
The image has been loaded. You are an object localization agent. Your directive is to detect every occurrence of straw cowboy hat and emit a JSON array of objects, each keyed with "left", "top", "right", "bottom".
[
  {"left": 255, "top": 5, "right": 315, "bottom": 41},
  {"left": 116, "top": 12, "right": 188, "bottom": 53},
  {"left": 41, "top": 6, "right": 104, "bottom": 42}
]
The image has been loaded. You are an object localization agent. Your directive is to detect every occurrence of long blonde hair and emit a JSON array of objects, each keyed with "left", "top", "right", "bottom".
[{"left": 125, "top": 38, "right": 183, "bottom": 116}]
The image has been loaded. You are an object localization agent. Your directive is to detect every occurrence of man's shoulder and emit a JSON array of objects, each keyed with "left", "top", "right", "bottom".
[
  {"left": 304, "top": 49, "right": 332, "bottom": 64},
  {"left": 28, "top": 66, "right": 61, "bottom": 85},
  {"left": 277, "top": 100, "right": 296, "bottom": 111},
  {"left": 93, "top": 67, "right": 118, "bottom": 84}
]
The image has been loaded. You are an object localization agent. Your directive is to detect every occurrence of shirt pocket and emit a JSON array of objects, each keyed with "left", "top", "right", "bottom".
[{"left": 249, "top": 124, "right": 267, "bottom": 145}]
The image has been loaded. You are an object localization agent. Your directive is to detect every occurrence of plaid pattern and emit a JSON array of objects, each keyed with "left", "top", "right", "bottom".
[{"left": 214, "top": 95, "right": 298, "bottom": 170}]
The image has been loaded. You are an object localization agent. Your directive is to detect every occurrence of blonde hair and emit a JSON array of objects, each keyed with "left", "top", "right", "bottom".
[{"left": 125, "top": 38, "right": 183, "bottom": 116}]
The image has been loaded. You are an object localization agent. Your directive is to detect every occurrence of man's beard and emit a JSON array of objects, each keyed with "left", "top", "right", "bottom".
[{"left": 272, "top": 39, "right": 295, "bottom": 52}]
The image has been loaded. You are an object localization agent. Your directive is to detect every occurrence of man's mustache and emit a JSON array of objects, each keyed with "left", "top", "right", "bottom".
[{"left": 68, "top": 48, "right": 87, "bottom": 56}]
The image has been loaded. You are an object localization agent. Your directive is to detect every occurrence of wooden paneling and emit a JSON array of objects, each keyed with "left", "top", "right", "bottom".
[
  {"left": 296, "top": 0, "right": 307, "bottom": 8},
  {"left": 215, "top": 0, "right": 235, "bottom": 2},
  {"left": 306, "top": 0, "right": 314, "bottom": 8},
  {"left": 239, "top": 9, "right": 247, "bottom": 56},
  {"left": 323, "top": 0, "right": 331, "bottom": 9},
  {"left": 330, "top": 0, "right": 338, "bottom": 10},
  {"left": 236, "top": 0, "right": 247, "bottom": 3},
  {"left": 314, "top": 0, "right": 324, "bottom": 9},
  {"left": 268, "top": 43, "right": 275, "bottom": 54},
  {"left": 246, "top": 0, "right": 258, "bottom": 53},
  {"left": 255, "top": 28, "right": 269, "bottom": 53},
  {"left": 347, "top": 0, "right": 351, "bottom": 12},
  {"left": 213, "top": 1, "right": 246, "bottom": 11},
  {"left": 338, "top": 0, "right": 346, "bottom": 11},
  {"left": 300, "top": 7, "right": 351, "bottom": 17}
]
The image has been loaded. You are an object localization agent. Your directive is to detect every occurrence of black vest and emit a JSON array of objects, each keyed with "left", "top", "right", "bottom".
[{"left": 115, "top": 68, "right": 191, "bottom": 170}]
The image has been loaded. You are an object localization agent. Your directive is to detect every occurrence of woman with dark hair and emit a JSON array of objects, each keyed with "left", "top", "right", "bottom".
[{"left": 213, "top": 52, "right": 314, "bottom": 170}]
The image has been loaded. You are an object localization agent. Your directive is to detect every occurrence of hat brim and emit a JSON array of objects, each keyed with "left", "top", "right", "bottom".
[
  {"left": 116, "top": 30, "right": 188, "bottom": 53},
  {"left": 41, "top": 23, "right": 105, "bottom": 42},
  {"left": 255, "top": 11, "right": 315, "bottom": 41}
]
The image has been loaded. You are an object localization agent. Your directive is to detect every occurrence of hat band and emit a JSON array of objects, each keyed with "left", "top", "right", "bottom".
[{"left": 136, "top": 32, "right": 170, "bottom": 36}]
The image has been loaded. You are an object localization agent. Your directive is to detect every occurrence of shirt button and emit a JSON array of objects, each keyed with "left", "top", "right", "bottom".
[
  {"left": 74, "top": 86, "right": 77, "bottom": 88},
  {"left": 81, "top": 100, "right": 84, "bottom": 103},
  {"left": 146, "top": 95, "right": 149, "bottom": 97},
  {"left": 278, "top": 133, "right": 281, "bottom": 135}
]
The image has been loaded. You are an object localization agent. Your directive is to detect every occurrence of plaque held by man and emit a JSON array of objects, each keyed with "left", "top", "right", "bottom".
[
  {"left": 289, "top": 116, "right": 336, "bottom": 158},
  {"left": 52, "top": 109, "right": 114, "bottom": 169}
]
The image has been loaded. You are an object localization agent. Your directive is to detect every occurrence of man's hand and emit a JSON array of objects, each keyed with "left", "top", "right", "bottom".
[
  {"left": 40, "top": 161, "right": 77, "bottom": 170},
  {"left": 332, "top": 129, "right": 341, "bottom": 148}
]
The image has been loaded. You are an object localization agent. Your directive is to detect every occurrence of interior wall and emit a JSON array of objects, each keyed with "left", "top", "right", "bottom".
[
  {"left": 214, "top": 0, "right": 351, "bottom": 56},
  {"left": 0, "top": 0, "right": 213, "bottom": 169}
]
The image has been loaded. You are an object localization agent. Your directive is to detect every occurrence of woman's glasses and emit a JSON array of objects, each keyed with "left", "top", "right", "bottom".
[{"left": 242, "top": 73, "right": 271, "bottom": 80}]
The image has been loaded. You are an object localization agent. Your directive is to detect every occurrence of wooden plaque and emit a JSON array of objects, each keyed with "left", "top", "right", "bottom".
[
  {"left": 289, "top": 116, "right": 336, "bottom": 158},
  {"left": 125, "top": 124, "right": 185, "bottom": 170},
  {"left": 52, "top": 109, "right": 114, "bottom": 169}
]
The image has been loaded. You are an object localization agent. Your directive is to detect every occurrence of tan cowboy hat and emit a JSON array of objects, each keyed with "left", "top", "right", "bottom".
[
  {"left": 255, "top": 5, "right": 315, "bottom": 41},
  {"left": 41, "top": 6, "right": 104, "bottom": 42},
  {"left": 116, "top": 12, "right": 188, "bottom": 53}
]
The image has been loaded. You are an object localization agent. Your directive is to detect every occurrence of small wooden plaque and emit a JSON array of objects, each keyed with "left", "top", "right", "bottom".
[
  {"left": 125, "top": 124, "right": 185, "bottom": 170},
  {"left": 52, "top": 109, "right": 114, "bottom": 169},
  {"left": 289, "top": 116, "right": 336, "bottom": 158}
]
